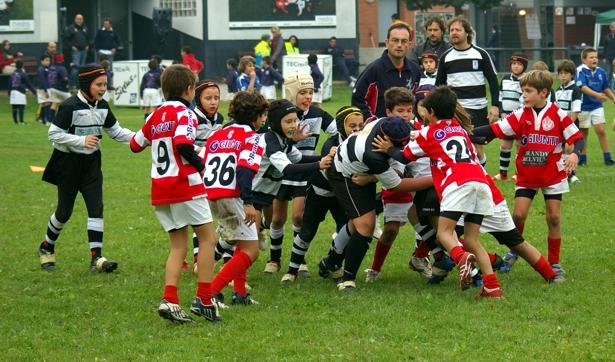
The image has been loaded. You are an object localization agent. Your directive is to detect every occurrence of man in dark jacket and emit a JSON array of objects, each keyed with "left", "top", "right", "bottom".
[
  {"left": 352, "top": 22, "right": 421, "bottom": 120},
  {"left": 94, "top": 18, "right": 120, "bottom": 65},
  {"left": 603, "top": 22, "right": 615, "bottom": 85},
  {"left": 326, "top": 36, "right": 358, "bottom": 87},
  {"left": 64, "top": 14, "right": 90, "bottom": 86},
  {"left": 410, "top": 16, "right": 451, "bottom": 63}
]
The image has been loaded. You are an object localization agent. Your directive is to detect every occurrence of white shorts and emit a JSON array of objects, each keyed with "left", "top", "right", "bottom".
[
  {"left": 457, "top": 200, "right": 515, "bottom": 233},
  {"left": 515, "top": 177, "right": 569, "bottom": 196},
  {"left": 142, "top": 88, "right": 162, "bottom": 107},
  {"left": 440, "top": 181, "right": 493, "bottom": 216},
  {"left": 48, "top": 88, "right": 71, "bottom": 104},
  {"left": 383, "top": 202, "right": 412, "bottom": 224},
  {"left": 155, "top": 197, "right": 213, "bottom": 232},
  {"left": 261, "top": 85, "right": 276, "bottom": 100},
  {"left": 578, "top": 108, "right": 605, "bottom": 128},
  {"left": 10, "top": 90, "right": 26, "bottom": 105},
  {"left": 37, "top": 89, "right": 50, "bottom": 104},
  {"left": 312, "top": 89, "right": 323, "bottom": 104},
  {"left": 208, "top": 198, "right": 258, "bottom": 241}
]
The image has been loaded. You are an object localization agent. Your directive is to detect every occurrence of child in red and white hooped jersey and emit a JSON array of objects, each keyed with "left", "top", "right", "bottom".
[
  {"left": 201, "top": 91, "right": 268, "bottom": 306},
  {"left": 473, "top": 70, "right": 584, "bottom": 277},
  {"left": 376, "top": 86, "right": 503, "bottom": 298},
  {"left": 130, "top": 64, "right": 219, "bottom": 324}
]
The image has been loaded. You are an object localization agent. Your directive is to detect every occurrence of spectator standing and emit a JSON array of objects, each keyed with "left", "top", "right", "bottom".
[
  {"left": 410, "top": 16, "right": 451, "bottom": 63},
  {"left": 486, "top": 25, "right": 500, "bottom": 70},
  {"left": 260, "top": 56, "right": 283, "bottom": 100},
  {"left": 308, "top": 53, "right": 324, "bottom": 106},
  {"left": 326, "top": 36, "right": 357, "bottom": 87},
  {"left": 603, "top": 22, "right": 615, "bottom": 86},
  {"left": 43, "top": 42, "right": 57, "bottom": 62},
  {"left": 351, "top": 22, "right": 421, "bottom": 120},
  {"left": 1, "top": 39, "right": 23, "bottom": 75},
  {"left": 436, "top": 16, "right": 499, "bottom": 166},
  {"left": 285, "top": 35, "right": 300, "bottom": 55},
  {"left": 64, "top": 14, "right": 90, "bottom": 86},
  {"left": 269, "top": 26, "right": 286, "bottom": 69},
  {"left": 181, "top": 46, "right": 204, "bottom": 79},
  {"left": 226, "top": 58, "right": 239, "bottom": 100},
  {"left": 94, "top": 18, "right": 120, "bottom": 66},
  {"left": 254, "top": 34, "right": 271, "bottom": 67}
]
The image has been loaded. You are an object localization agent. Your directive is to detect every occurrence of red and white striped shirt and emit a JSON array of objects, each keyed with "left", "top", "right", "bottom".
[
  {"left": 202, "top": 124, "right": 264, "bottom": 200},
  {"left": 403, "top": 118, "right": 487, "bottom": 199},
  {"left": 490, "top": 102, "right": 582, "bottom": 188},
  {"left": 130, "top": 101, "right": 206, "bottom": 205}
]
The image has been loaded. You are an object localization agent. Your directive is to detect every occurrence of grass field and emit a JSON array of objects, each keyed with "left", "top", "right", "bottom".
[{"left": 1, "top": 86, "right": 615, "bottom": 361}]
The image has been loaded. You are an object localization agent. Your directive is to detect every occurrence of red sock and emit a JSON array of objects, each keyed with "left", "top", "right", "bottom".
[
  {"left": 532, "top": 256, "right": 556, "bottom": 281},
  {"left": 547, "top": 237, "right": 561, "bottom": 264},
  {"left": 516, "top": 223, "right": 525, "bottom": 235},
  {"left": 371, "top": 240, "right": 392, "bottom": 272},
  {"left": 232, "top": 246, "right": 248, "bottom": 295},
  {"left": 211, "top": 250, "right": 252, "bottom": 294},
  {"left": 482, "top": 273, "right": 501, "bottom": 289},
  {"left": 196, "top": 282, "right": 212, "bottom": 305},
  {"left": 449, "top": 246, "right": 465, "bottom": 264},
  {"left": 413, "top": 239, "right": 430, "bottom": 258},
  {"left": 162, "top": 284, "right": 179, "bottom": 304},
  {"left": 488, "top": 252, "right": 497, "bottom": 264}
]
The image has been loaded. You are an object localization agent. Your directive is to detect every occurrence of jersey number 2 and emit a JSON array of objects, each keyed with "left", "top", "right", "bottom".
[{"left": 445, "top": 138, "right": 472, "bottom": 163}]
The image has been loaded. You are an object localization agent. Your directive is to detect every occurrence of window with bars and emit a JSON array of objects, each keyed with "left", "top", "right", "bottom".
[{"left": 159, "top": 0, "right": 197, "bottom": 17}]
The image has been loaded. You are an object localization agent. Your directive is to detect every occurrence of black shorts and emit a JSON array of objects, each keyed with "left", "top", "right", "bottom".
[
  {"left": 42, "top": 149, "right": 102, "bottom": 188},
  {"left": 327, "top": 165, "right": 377, "bottom": 219},
  {"left": 252, "top": 191, "right": 275, "bottom": 211},
  {"left": 467, "top": 107, "right": 489, "bottom": 128},
  {"left": 276, "top": 183, "right": 307, "bottom": 201},
  {"left": 413, "top": 186, "right": 440, "bottom": 218}
]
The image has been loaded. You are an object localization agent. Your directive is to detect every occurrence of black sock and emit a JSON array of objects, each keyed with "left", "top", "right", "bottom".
[
  {"left": 18, "top": 105, "right": 24, "bottom": 123},
  {"left": 342, "top": 232, "right": 372, "bottom": 281},
  {"left": 12, "top": 106, "right": 18, "bottom": 123}
]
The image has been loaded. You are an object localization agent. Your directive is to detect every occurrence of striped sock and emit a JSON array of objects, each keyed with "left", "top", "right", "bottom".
[
  {"left": 42, "top": 213, "right": 66, "bottom": 253},
  {"left": 87, "top": 217, "right": 104, "bottom": 260},
  {"left": 269, "top": 227, "right": 284, "bottom": 262},
  {"left": 499, "top": 148, "right": 512, "bottom": 176},
  {"left": 289, "top": 235, "right": 310, "bottom": 275}
]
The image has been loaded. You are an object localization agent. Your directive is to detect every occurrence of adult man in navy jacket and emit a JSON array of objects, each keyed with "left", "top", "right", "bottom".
[{"left": 351, "top": 22, "right": 421, "bottom": 120}]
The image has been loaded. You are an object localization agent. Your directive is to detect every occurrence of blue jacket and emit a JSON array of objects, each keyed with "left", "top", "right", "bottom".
[
  {"left": 9, "top": 69, "right": 36, "bottom": 94},
  {"left": 259, "top": 66, "right": 284, "bottom": 86},
  {"left": 227, "top": 68, "right": 238, "bottom": 93},
  {"left": 37, "top": 65, "right": 50, "bottom": 90},
  {"left": 310, "top": 63, "right": 324, "bottom": 91},
  {"left": 94, "top": 28, "right": 120, "bottom": 51},
  {"left": 140, "top": 69, "right": 161, "bottom": 97},
  {"left": 351, "top": 50, "right": 421, "bottom": 119},
  {"left": 576, "top": 64, "right": 610, "bottom": 111},
  {"left": 48, "top": 64, "right": 69, "bottom": 92}
]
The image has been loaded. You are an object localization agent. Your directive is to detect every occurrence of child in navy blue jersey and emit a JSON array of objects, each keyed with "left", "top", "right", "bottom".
[
  {"left": 140, "top": 59, "right": 162, "bottom": 120},
  {"left": 9, "top": 60, "right": 36, "bottom": 124}
]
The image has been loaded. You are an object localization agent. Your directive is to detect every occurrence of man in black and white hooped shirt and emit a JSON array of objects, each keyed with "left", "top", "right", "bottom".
[
  {"left": 436, "top": 16, "right": 499, "bottom": 167},
  {"left": 327, "top": 116, "right": 432, "bottom": 291}
]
